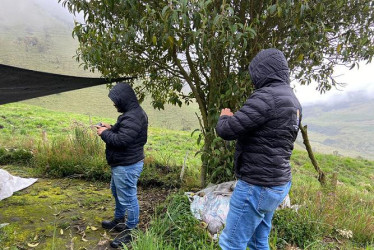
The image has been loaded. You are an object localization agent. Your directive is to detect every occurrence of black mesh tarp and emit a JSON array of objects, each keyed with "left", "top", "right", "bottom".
[{"left": 0, "top": 64, "right": 135, "bottom": 105}]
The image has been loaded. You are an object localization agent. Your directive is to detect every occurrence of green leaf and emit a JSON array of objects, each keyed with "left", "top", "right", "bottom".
[
  {"left": 197, "top": 134, "right": 202, "bottom": 145},
  {"left": 191, "top": 129, "right": 200, "bottom": 137},
  {"left": 336, "top": 44, "right": 342, "bottom": 54},
  {"left": 161, "top": 5, "right": 169, "bottom": 17},
  {"left": 297, "top": 54, "right": 304, "bottom": 62},
  {"left": 268, "top": 4, "right": 277, "bottom": 15},
  {"left": 277, "top": 6, "right": 282, "bottom": 17}
]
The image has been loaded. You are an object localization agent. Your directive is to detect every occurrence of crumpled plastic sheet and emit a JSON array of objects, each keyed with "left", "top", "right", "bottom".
[
  {"left": 186, "top": 181, "right": 236, "bottom": 235},
  {"left": 186, "top": 181, "right": 292, "bottom": 236},
  {"left": 0, "top": 169, "right": 38, "bottom": 201}
]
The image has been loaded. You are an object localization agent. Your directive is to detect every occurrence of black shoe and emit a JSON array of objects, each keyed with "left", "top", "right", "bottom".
[
  {"left": 101, "top": 218, "right": 126, "bottom": 232},
  {"left": 110, "top": 229, "right": 134, "bottom": 248}
]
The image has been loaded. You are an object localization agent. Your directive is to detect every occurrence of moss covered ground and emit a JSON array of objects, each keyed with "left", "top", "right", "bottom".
[{"left": 0, "top": 165, "right": 172, "bottom": 249}]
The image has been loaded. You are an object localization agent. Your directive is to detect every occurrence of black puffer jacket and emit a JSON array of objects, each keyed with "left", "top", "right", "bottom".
[
  {"left": 216, "top": 49, "right": 302, "bottom": 186},
  {"left": 100, "top": 83, "right": 148, "bottom": 167}
]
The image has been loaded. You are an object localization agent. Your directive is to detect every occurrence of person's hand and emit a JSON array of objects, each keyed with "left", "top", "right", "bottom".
[
  {"left": 95, "top": 126, "right": 108, "bottom": 136},
  {"left": 100, "top": 122, "right": 112, "bottom": 129},
  {"left": 220, "top": 108, "right": 234, "bottom": 117}
]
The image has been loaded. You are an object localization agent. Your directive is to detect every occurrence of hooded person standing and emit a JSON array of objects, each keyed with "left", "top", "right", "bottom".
[
  {"left": 96, "top": 82, "right": 148, "bottom": 248},
  {"left": 216, "top": 48, "right": 302, "bottom": 250}
]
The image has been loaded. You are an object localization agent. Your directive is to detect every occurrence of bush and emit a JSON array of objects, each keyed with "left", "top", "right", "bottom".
[
  {"left": 140, "top": 156, "right": 182, "bottom": 188},
  {"left": 0, "top": 147, "right": 33, "bottom": 165}
]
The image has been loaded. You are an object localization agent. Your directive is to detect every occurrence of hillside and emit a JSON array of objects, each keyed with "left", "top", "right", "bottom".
[
  {"left": 0, "top": 0, "right": 94, "bottom": 77},
  {"left": 0, "top": 0, "right": 372, "bottom": 160},
  {"left": 21, "top": 86, "right": 374, "bottom": 160},
  {"left": 298, "top": 92, "right": 374, "bottom": 160}
]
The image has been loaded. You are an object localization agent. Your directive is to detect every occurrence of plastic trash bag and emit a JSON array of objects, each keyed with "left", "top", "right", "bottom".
[
  {"left": 0, "top": 169, "right": 37, "bottom": 201},
  {"left": 187, "top": 181, "right": 292, "bottom": 235},
  {"left": 186, "top": 181, "right": 236, "bottom": 234}
]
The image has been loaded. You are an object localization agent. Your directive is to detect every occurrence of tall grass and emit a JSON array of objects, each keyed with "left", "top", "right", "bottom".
[
  {"left": 127, "top": 194, "right": 218, "bottom": 250},
  {"left": 272, "top": 182, "right": 374, "bottom": 249},
  {"left": 27, "top": 124, "right": 198, "bottom": 187},
  {"left": 33, "top": 123, "right": 110, "bottom": 180}
]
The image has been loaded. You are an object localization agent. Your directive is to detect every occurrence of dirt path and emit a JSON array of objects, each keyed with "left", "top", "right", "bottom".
[{"left": 0, "top": 174, "right": 173, "bottom": 249}]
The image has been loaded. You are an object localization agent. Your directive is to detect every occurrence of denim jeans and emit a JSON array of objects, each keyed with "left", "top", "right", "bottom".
[
  {"left": 111, "top": 161, "right": 143, "bottom": 229},
  {"left": 219, "top": 180, "right": 291, "bottom": 250}
]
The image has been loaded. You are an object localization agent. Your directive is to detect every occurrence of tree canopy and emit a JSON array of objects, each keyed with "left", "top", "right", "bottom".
[{"left": 61, "top": 0, "right": 374, "bottom": 185}]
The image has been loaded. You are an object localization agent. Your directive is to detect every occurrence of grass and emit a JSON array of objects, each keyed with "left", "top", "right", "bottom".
[
  {"left": 0, "top": 103, "right": 373, "bottom": 249},
  {"left": 21, "top": 84, "right": 201, "bottom": 132},
  {"left": 0, "top": 102, "right": 202, "bottom": 187},
  {"left": 126, "top": 194, "right": 217, "bottom": 250},
  {"left": 1, "top": 4, "right": 373, "bottom": 248}
]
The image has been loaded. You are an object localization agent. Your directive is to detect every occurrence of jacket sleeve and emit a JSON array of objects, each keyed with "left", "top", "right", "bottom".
[
  {"left": 100, "top": 116, "right": 142, "bottom": 148},
  {"left": 216, "top": 90, "right": 274, "bottom": 140}
]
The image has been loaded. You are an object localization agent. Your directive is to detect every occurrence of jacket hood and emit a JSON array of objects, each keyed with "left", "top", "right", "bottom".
[
  {"left": 248, "top": 48, "right": 290, "bottom": 89},
  {"left": 108, "top": 83, "right": 139, "bottom": 113}
]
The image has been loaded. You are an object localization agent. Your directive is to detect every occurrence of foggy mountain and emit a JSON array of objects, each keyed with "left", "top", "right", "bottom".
[
  {"left": 297, "top": 91, "right": 374, "bottom": 160},
  {"left": 0, "top": 0, "right": 74, "bottom": 31},
  {"left": 0, "top": 0, "right": 90, "bottom": 76}
]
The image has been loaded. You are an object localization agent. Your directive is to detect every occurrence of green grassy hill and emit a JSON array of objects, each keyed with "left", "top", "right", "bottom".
[
  {"left": 1, "top": 2, "right": 373, "bottom": 249},
  {"left": 20, "top": 84, "right": 201, "bottom": 132},
  {"left": 21, "top": 85, "right": 374, "bottom": 160}
]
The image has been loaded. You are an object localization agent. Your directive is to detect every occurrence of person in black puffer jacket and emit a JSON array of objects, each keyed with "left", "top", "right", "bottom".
[
  {"left": 95, "top": 83, "right": 148, "bottom": 248},
  {"left": 217, "top": 49, "right": 302, "bottom": 250}
]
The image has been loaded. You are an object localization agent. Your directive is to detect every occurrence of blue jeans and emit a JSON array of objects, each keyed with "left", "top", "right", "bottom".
[
  {"left": 111, "top": 161, "right": 143, "bottom": 229},
  {"left": 219, "top": 180, "right": 291, "bottom": 250}
]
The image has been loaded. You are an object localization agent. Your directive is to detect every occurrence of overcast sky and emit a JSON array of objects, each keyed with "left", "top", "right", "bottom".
[{"left": 293, "top": 63, "right": 374, "bottom": 106}]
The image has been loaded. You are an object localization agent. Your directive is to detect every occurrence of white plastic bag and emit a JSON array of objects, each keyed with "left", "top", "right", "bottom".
[
  {"left": 0, "top": 169, "right": 37, "bottom": 201},
  {"left": 188, "top": 181, "right": 236, "bottom": 234},
  {"left": 187, "top": 181, "right": 292, "bottom": 235}
]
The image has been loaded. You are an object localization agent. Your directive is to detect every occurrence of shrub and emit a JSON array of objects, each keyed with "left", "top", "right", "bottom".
[{"left": 0, "top": 147, "right": 33, "bottom": 165}]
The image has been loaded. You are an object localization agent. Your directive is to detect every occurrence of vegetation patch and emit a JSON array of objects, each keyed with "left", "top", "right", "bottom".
[
  {"left": 0, "top": 103, "right": 373, "bottom": 249},
  {"left": 0, "top": 166, "right": 172, "bottom": 249},
  {"left": 127, "top": 193, "right": 217, "bottom": 250}
]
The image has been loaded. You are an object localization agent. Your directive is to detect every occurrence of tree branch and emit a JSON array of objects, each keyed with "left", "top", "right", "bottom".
[
  {"left": 299, "top": 122, "right": 326, "bottom": 186},
  {"left": 171, "top": 46, "right": 209, "bottom": 128}
]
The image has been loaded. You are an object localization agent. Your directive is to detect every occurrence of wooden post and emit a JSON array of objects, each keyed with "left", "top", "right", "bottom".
[{"left": 299, "top": 123, "right": 326, "bottom": 186}]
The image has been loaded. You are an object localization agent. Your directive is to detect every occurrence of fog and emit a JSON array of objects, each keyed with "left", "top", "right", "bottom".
[
  {"left": 294, "top": 63, "right": 374, "bottom": 106},
  {"left": 0, "top": 0, "right": 81, "bottom": 30}
]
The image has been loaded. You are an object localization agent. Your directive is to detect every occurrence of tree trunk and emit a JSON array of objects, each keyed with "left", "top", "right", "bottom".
[
  {"left": 200, "top": 142, "right": 208, "bottom": 187},
  {"left": 195, "top": 112, "right": 209, "bottom": 188},
  {"left": 299, "top": 122, "right": 326, "bottom": 186}
]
